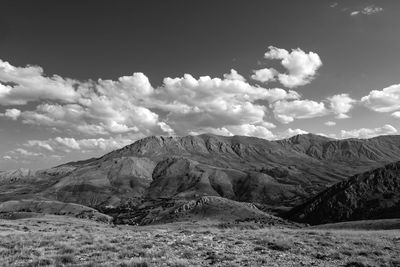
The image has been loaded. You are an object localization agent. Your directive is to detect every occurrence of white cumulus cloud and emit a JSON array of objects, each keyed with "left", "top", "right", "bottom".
[
  {"left": 391, "top": 111, "right": 400, "bottom": 119},
  {"left": 256, "top": 46, "right": 322, "bottom": 88},
  {"left": 25, "top": 135, "right": 142, "bottom": 154},
  {"left": 190, "top": 124, "right": 275, "bottom": 139},
  {"left": 361, "top": 84, "right": 400, "bottom": 113},
  {"left": 339, "top": 124, "right": 397, "bottom": 139},
  {"left": 152, "top": 74, "right": 296, "bottom": 135},
  {"left": 275, "top": 128, "right": 308, "bottom": 139},
  {"left": 0, "top": 59, "right": 79, "bottom": 105},
  {"left": 223, "top": 69, "right": 246, "bottom": 82},
  {"left": 328, "top": 93, "right": 356, "bottom": 119},
  {"left": 272, "top": 99, "right": 328, "bottom": 124},
  {"left": 251, "top": 68, "right": 277, "bottom": 83},
  {"left": 2, "top": 59, "right": 306, "bottom": 138},
  {"left": 0, "top": 108, "right": 21, "bottom": 120}
]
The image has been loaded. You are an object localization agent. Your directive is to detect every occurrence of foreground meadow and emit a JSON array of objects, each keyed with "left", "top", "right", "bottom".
[{"left": 0, "top": 215, "right": 399, "bottom": 267}]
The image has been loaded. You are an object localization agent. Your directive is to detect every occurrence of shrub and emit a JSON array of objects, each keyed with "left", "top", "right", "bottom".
[
  {"left": 23, "top": 258, "right": 52, "bottom": 267},
  {"left": 54, "top": 254, "right": 75, "bottom": 265},
  {"left": 118, "top": 258, "right": 149, "bottom": 267},
  {"left": 267, "top": 240, "right": 291, "bottom": 251},
  {"left": 344, "top": 259, "right": 377, "bottom": 267}
]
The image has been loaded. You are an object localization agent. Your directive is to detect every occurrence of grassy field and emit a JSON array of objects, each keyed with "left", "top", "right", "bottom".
[
  {"left": 0, "top": 215, "right": 399, "bottom": 267},
  {"left": 310, "top": 218, "right": 400, "bottom": 230}
]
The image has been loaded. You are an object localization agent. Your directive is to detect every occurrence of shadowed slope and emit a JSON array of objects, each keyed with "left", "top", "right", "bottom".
[{"left": 287, "top": 161, "right": 400, "bottom": 225}]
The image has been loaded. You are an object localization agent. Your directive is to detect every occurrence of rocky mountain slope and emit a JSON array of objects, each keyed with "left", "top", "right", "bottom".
[
  {"left": 287, "top": 161, "right": 400, "bottom": 225},
  {"left": 110, "top": 196, "right": 295, "bottom": 226},
  {"left": 0, "top": 168, "right": 36, "bottom": 184},
  {"left": 2, "top": 133, "right": 400, "bottom": 224},
  {"left": 52, "top": 134, "right": 400, "bottom": 207}
]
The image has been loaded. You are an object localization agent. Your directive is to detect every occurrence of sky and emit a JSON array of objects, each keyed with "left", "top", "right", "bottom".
[{"left": 1, "top": 0, "right": 400, "bottom": 170}]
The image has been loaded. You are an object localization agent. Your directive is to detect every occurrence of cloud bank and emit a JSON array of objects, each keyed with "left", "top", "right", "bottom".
[
  {"left": 3, "top": 45, "right": 400, "bottom": 164},
  {"left": 0, "top": 54, "right": 328, "bottom": 145}
]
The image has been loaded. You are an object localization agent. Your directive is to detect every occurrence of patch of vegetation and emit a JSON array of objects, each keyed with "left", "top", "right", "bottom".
[{"left": 0, "top": 215, "right": 399, "bottom": 267}]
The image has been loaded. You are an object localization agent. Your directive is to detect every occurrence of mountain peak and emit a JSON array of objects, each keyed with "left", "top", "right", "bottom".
[{"left": 286, "top": 133, "right": 333, "bottom": 143}]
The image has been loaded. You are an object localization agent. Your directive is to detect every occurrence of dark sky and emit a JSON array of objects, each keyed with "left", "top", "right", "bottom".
[
  {"left": 1, "top": 0, "right": 400, "bottom": 170},
  {"left": 2, "top": 1, "right": 399, "bottom": 95},
  {"left": 1, "top": 0, "right": 392, "bottom": 84}
]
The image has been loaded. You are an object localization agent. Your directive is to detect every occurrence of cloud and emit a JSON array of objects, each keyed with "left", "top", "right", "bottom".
[
  {"left": 339, "top": 124, "right": 397, "bottom": 139},
  {"left": 2, "top": 59, "right": 307, "bottom": 138},
  {"left": 152, "top": 74, "right": 297, "bottom": 135},
  {"left": 254, "top": 46, "right": 322, "bottom": 88},
  {"left": 190, "top": 123, "right": 275, "bottom": 139},
  {"left": 275, "top": 128, "right": 308, "bottom": 139},
  {"left": 0, "top": 59, "right": 166, "bottom": 136},
  {"left": 260, "top": 88, "right": 300, "bottom": 103},
  {"left": 0, "top": 57, "right": 366, "bottom": 157},
  {"left": 25, "top": 134, "right": 142, "bottom": 154},
  {"left": 335, "top": 113, "right": 350, "bottom": 119},
  {"left": 13, "top": 148, "right": 43, "bottom": 157},
  {"left": 351, "top": 5, "right": 383, "bottom": 16},
  {"left": 157, "top": 122, "right": 175, "bottom": 135},
  {"left": 189, "top": 127, "right": 233, "bottom": 137},
  {"left": 0, "top": 108, "right": 21, "bottom": 120},
  {"left": 24, "top": 140, "right": 54, "bottom": 152},
  {"left": 361, "top": 84, "right": 400, "bottom": 112},
  {"left": 328, "top": 93, "right": 356, "bottom": 119},
  {"left": 325, "top": 121, "right": 336, "bottom": 126},
  {"left": 20, "top": 101, "right": 158, "bottom": 136},
  {"left": 391, "top": 111, "right": 400, "bottom": 119},
  {"left": 251, "top": 68, "right": 277, "bottom": 83},
  {"left": 0, "top": 59, "right": 79, "bottom": 105},
  {"left": 223, "top": 69, "right": 246, "bottom": 82},
  {"left": 228, "top": 124, "right": 276, "bottom": 139},
  {"left": 272, "top": 99, "right": 328, "bottom": 124}
]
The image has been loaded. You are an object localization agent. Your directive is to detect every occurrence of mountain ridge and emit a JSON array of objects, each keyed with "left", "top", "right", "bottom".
[
  {"left": 286, "top": 160, "right": 400, "bottom": 225},
  {"left": 2, "top": 133, "right": 400, "bottom": 224}
]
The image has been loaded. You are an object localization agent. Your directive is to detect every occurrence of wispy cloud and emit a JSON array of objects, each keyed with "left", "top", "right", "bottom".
[
  {"left": 325, "top": 121, "right": 336, "bottom": 126},
  {"left": 350, "top": 5, "right": 383, "bottom": 16},
  {"left": 330, "top": 2, "right": 338, "bottom": 8},
  {"left": 339, "top": 124, "right": 397, "bottom": 139}
]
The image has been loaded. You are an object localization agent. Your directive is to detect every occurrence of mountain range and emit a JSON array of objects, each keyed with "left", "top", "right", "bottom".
[{"left": 2, "top": 133, "right": 400, "bottom": 225}]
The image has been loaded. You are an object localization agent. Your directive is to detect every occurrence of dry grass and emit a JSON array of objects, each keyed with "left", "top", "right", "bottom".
[{"left": 0, "top": 215, "right": 399, "bottom": 266}]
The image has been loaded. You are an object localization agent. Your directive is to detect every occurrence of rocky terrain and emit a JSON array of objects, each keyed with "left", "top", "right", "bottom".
[
  {"left": 109, "top": 196, "right": 296, "bottom": 226},
  {"left": 287, "top": 161, "right": 400, "bottom": 225},
  {"left": 2, "top": 133, "right": 400, "bottom": 225},
  {"left": 0, "top": 199, "right": 112, "bottom": 223},
  {"left": 0, "top": 215, "right": 399, "bottom": 267}
]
